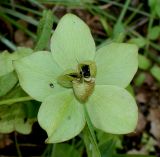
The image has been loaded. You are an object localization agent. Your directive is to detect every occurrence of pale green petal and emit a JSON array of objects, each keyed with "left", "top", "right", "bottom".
[
  {"left": 87, "top": 85, "right": 138, "bottom": 134},
  {"left": 14, "top": 51, "right": 64, "bottom": 102},
  {"left": 51, "top": 14, "right": 96, "bottom": 69},
  {"left": 38, "top": 90, "right": 85, "bottom": 143},
  {"left": 95, "top": 43, "right": 138, "bottom": 87}
]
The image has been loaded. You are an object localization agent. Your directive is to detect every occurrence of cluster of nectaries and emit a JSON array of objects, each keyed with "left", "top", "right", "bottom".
[{"left": 58, "top": 61, "right": 96, "bottom": 102}]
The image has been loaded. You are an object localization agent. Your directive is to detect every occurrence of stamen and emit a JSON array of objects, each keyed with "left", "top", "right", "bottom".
[
  {"left": 57, "top": 61, "right": 97, "bottom": 102},
  {"left": 81, "top": 65, "right": 90, "bottom": 78}
]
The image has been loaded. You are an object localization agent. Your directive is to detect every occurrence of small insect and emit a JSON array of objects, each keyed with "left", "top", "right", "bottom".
[{"left": 49, "top": 83, "right": 54, "bottom": 88}]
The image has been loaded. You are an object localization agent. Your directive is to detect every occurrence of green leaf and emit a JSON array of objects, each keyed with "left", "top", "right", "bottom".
[
  {"left": 113, "top": 23, "right": 125, "bottom": 42},
  {"left": 83, "top": 125, "right": 101, "bottom": 157},
  {"left": 95, "top": 43, "right": 138, "bottom": 88},
  {"left": 35, "top": 10, "right": 54, "bottom": 51},
  {"left": 113, "top": 154, "right": 156, "bottom": 157},
  {"left": 51, "top": 13, "right": 95, "bottom": 70},
  {"left": 97, "top": 131, "right": 122, "bottom": 149},
  {"left": 134, "top": 72, "right": 146, "bottom": 86},
  {"left": 128, "top": 37, "right": 147, "bottom": 48},
  {"left": 148, "top": 26, "right": 160, "bottom": 40},
  {"left": 126, "top": 85, "right": 135, "bottom": 96},
  {"left": 14, "top": 51, "right": 64, "bottom": 101},
  {"left": 99, "top": 136, "right": 117, "bottom": 157},
  {"left": 52, "top": 143, "right": 81, "bottom": 157},
  {"left": 150, "top": 64, "right": 160, "bottom": 81},
  {"left": 83, "top": 105, "right": 101, "bottom": 157},
  {"left": 87, "top": 85, "right": 138, "bottom": 134},
  {"left": 14, "top": 47, "right": 33, "bottom": 58},
  {"left": 149, "top": 0, "right": 160, "bottom": 17},
  {"left": 3, "top": 85, "right": 26, "bottom": 99},
  {"left": 0, "top": 72, "right": 18, "bottom": 97},
  {"left": 0, "top": 103, "right": 34, "bottom": 134},
  {"left": 24, "top": 101, "right": 40, "bottom": 118},
  {"left": 0, "top": 48, "right": 33, "bottom": 76},
  {"left": 38, "top": 90, "right": 85, "bottom": 143},
  {"left": 0, "top": 85, "right": 35, "bottom": 134},
  {"left": 138, "top": 54, "right": 151, "bottom": 70},
  {"left": 0, "top": 50, "right": 14, "bottom": 76}
]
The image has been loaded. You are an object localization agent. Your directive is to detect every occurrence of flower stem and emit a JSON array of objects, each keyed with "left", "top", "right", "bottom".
[
  {"left": 0, "top": 96, "right": 33, "bottom": 105},
  {"left": 116, "top": 0, "right": 131, "bottom": 25},
  {"left": 14, "top": 132, "right": 22, "bottom": 157},
  {"left": 83, "top": 105, "right": 101, "bottom": 157}
]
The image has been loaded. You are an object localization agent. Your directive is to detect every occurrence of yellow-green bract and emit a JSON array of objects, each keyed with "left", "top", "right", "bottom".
[{"left": 14, "top": 14, "right": 138, "bottom": 143}]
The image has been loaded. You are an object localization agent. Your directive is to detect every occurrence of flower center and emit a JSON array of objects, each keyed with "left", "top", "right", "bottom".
[{"left": 57, "top": 61, "right": 96, "bottom": 102}]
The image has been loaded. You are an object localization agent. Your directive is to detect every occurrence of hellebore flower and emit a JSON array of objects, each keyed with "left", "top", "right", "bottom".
[{"left": 14, "top": 14, "right": 138, "bottom": 143}]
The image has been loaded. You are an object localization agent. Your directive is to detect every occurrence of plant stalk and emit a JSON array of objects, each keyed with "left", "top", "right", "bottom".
[{"left": 0, "top": 96, "right": 33, "bottom": 105}]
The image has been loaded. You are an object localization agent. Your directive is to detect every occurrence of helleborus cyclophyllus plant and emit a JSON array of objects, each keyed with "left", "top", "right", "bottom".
[{"left": 14, "top": 13, "right": 138, "bottom": 143}]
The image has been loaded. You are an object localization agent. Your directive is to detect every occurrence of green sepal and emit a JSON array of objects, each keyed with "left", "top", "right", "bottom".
[
  {"left": 95, "top": 43, "right": 138, "bottom": 88},
  {"left": 51, "top": 13, "right": 96, "bottom": 70},
  {"left": 14, "top": 51, "right": 64, "bottom": 101},
  {"left": 87, "top": 85, "right": 138, "bottom": 134},
  {"left": 38, "top": 90, "right": 85, "bottom": 143}
]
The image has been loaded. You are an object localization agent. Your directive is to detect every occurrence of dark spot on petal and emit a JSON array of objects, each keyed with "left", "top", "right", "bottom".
[{"left": 49, "top": 83, "right": 54, "bottom": 88}]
